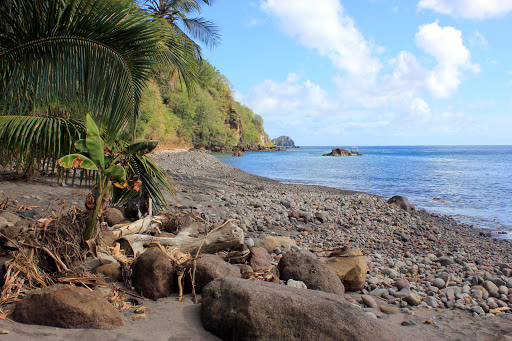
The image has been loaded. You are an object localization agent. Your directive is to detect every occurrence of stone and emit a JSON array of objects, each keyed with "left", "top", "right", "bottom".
[
  {"left": 201, "top": 277, "right": 412, "bottom": 341},
  {"left": 12, "top": 284, "right": 122, "bottom": 329},
  {"left": 368, "top": 276, "right": 379, "bottom": 285},
  {"left": 315, "top": 211, "right": 327, "bottom": 223},
  {"left": 254, "top": 236, "right": 296, "bottom": 253},
  {"left": 479, "top": 302, "right": 490, "bottom": 313},
  {"left": 133, "top": 247, "right": 176, "bottom": 299},
  {"left": 103, "top": 207, "right": 125, "bottom": 226},
  {"left": 190, "top": 254, "right": 241, "bottom": 294},
  {"left": 279, "top": 251, "right": 345, "bottom": 295},
  {"left": 280, "top": 200, "right": 292, "bottom": 209},
  {"left": 482, "top": 280, "right": 499, "bottom": 294},
  {"left": 0, "top": 211, "right": 21, "bottom": 224},
  {"left": 249, "top": 247, "right": 272, "bottom": 272},
  {"left": 322, "top": 248, "right": 368, "bottom": 291},
  {"left": 471, "top": 306, "right": 485, "bottom": 315},
  {"left": 432, "top": 278, "right": 446, "bottom": 289},
  {"left": 244, "top": 238, "right": 255, "bottom": 248},
  {"left": 401, "top": 319, "right": 417, "bottom": 326},
  {"left": 499, "top": 285, "right": 509, "bottom": 295},
  {"left": 362, "top": 294, "right": 378, "bottom": 308},
  {"left": 438, "top": 256, "right": 454, "bottom": 267},
  {"left": 93, "top": 263, "right": 122, "bottom": 282},
  {"left": 15, "top": 219, "right": 32, "bottom": 227},
  {"left": 425, "top": 296, "right": 439, "bottom": 308},
  {"left": 387, "top": 196, "right": 414, "bottom": 213},
  {"left": 370, "top": 288, "right": 388, "bottom": 297},
  {"left": 287, "top": 279, "right": 307, "bottom": 289},
  {"left": 394, "top": 279, "right": 410, "bottom": 290},
  {"left": 379, "top": 304, "right": 400, "bottom": 314},
  {"left": 403, "top": 293, "right": 422, "bottom": 306}
]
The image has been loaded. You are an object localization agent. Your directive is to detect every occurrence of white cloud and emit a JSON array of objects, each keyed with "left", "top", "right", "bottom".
[
  {"left": 241, "top": 73, "right": 337, "bottom": 118},
  {"left": 418, "top": 0, "right": 512, "bottom": 19},
  {"left": 260, "top": 0, "right": 381, "bottom": 78},
  {"left": 249, "top": 2, "right": 484, "bottom": 143},
  {"left": 415, "top": 22, "right": 479, "bottom": 98}
]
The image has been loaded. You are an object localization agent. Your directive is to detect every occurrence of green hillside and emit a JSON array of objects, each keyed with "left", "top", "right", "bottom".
[{"left": 136, "top": 61, "right": 272, "bottom": 151}]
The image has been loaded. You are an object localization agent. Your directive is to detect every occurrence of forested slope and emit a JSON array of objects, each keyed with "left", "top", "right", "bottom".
[{"left": 137, "top": 61, "right": 273, "bottom": 151}]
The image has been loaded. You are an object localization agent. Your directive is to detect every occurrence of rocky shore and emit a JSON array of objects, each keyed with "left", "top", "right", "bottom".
[
  {"left": 152, "top": 150, "right": 512, "bottom": 339},
  {"left": 1, "top": 149, "right": 512, "bottom": 340}
]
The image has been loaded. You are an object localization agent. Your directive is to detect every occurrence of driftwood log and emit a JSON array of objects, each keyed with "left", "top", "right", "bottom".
[{"left": 119, "top": 221, "right": 244, "bottom": 256}]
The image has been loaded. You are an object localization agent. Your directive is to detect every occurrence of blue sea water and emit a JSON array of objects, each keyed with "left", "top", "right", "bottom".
[{"left": 214, "top": 146, "right": 512, "bottom": 239}]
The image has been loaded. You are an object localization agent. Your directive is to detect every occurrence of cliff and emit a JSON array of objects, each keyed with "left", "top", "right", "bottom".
[{"left": 272, "top": 136, "right": 295, "bottom": 147}]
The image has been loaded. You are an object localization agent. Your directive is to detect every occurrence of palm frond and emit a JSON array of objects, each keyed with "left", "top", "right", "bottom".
[
  {"left": 0, "top": 115, "right": 85, "bottom": 174},
  {"left": 0, "top": 0, "right": 167, "bottom": 142},
  {"left": 181, "top": 16, "right": 220, "bottom": 48}
]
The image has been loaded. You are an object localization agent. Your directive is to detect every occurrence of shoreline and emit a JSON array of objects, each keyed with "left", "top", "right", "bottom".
[
  {"left": 212, "top": 147, "right": 512, "bottom": 239},
  {"left": 1, "top": 149, "right": 512, "bottom": 340}
]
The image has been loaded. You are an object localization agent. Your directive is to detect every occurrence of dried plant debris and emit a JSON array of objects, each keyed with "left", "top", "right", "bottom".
[{"left": 0, "top": 210, "right": 103, "bottom": 305}]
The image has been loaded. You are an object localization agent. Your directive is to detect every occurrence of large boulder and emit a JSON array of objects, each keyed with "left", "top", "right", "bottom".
[
  {"left": 278, "top": 251, "right": 345, "bottom": 295},
  {"left": 133, "top": 247, "right": 176, "bottom": 299},
  {"left": 387, "top": 196, "right": 414, "bottom": 213},
  {"left": 189, "top": 254, "right": 241, "bottom": 293},
  {"left": 321, "top": 248, "right": 369, "bottom": 291},
  {"left": 201, "top": 277, "right": 411, "bottom": 341},
  {"left": 254, "top": 236, "right": 296, "bottom": 253},
  {"left": 12, "top": 284, "right": 122, "bottom": 329},
  {"left": 249, "top": 247, "right": 272, "bottom": 272}
]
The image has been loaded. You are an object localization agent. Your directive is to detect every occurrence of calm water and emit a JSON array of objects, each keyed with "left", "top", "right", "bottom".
[{"left": 215, "top": 146, "right": 512, "bottom": 239}]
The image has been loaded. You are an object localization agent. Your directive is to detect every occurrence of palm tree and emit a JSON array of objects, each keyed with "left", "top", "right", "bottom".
[
  {"left": 0, "top": 0, "right": 194, "bottom": 213},
  {"left": 143, "top": 0, "right": 220, "bottom": 55}
]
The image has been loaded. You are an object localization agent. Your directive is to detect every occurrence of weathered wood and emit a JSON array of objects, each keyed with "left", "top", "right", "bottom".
[
  {"left": 120, "top": 221, "right": 244, "bottom": 256},
  {"left": 111, "top": 215, "right": 158, "bottom": 238}
]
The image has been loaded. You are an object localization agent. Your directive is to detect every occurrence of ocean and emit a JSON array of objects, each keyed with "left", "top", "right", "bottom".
[{"left": 214, "top": 146, "right": 512, "bottom": 239}]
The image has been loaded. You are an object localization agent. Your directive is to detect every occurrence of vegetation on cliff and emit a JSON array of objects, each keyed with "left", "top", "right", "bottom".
[{"left": 137, "top": 61, "right": 273, "bottom": 150}]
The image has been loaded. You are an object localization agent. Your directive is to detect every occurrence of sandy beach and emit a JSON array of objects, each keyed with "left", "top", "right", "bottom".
[{"left": 1, "top": 149, "right": 512, "bottom": 340}]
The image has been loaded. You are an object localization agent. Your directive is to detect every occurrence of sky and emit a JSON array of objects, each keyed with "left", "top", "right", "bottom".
[{"left": 200, "top": 0, "right": 512, "bottom": 146}]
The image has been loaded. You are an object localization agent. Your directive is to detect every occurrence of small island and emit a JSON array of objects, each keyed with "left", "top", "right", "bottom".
[
  {"left": 272, "top": 136, "right": 295, "bottom": 147},
  {"left": 323, "top": 147, "right": 363, "bottom": 156}
]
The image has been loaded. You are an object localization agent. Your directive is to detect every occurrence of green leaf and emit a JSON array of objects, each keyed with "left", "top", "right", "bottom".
[
  {"left": 58, "top": 154, "right": 98, "bottom": 170},
  {"left": 104, "top": 164, "right": 126, "bottom": 183},
  {"left": 85, "top": 114, "right": 105, "bottom": 168},
  {"left": 127, "top": 141, "right": 158, "bottom": 155},
  {"left": 75, "top": 139, "right": 87, "bottom": 152}
]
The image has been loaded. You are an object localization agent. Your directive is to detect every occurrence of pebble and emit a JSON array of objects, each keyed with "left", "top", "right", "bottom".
[
  {"left": 401, "top": 319, "right": 417, "bottom": 326},
  {"left": 394, "top": 279, "right": 410, "bottom": 290},
  {"left": 403, "top": 293, "right": 422, "bottom": 306},
  {"left": 425, "top": 296, "right": 439, "bottom": 308},
  {"left": 361, "top": 295, "right": 378, "bottom": 308},
  {"left": 432, "top": 278, "right": 446, "bottom": 289}
]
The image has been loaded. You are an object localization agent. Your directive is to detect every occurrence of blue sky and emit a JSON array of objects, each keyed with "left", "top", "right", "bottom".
[{"left": 200, "top": 0, "right": 512, "bottom": 146}]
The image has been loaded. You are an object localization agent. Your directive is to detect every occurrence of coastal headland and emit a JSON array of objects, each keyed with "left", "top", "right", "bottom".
[{"left": 0, "top": 150, "right": 512, "bottom": 340}]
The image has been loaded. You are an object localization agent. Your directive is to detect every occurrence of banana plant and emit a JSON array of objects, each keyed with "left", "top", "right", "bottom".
[{"left": 59, "top": 114, "right": 158, "bottom": 241}]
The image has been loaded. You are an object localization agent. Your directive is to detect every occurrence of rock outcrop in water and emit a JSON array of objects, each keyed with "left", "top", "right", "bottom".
[
  {"left": 272, "top": 136, "right": 295, "bottom": 147},
  {"left": 323, "top": 148, "right": 363, "bottom": 156}
]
